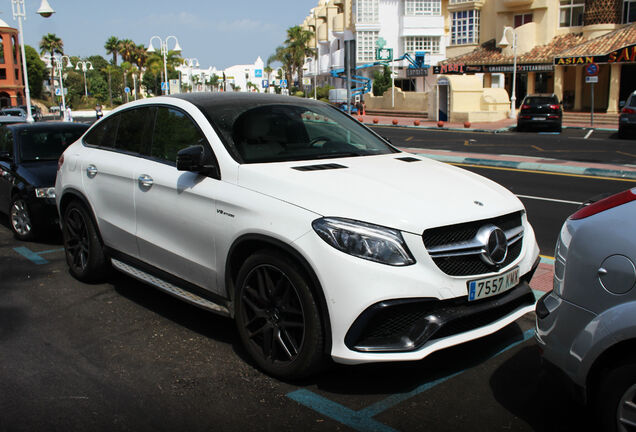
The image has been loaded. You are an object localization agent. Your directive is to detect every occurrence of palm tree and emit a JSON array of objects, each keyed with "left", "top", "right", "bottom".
[
  {"left": 104, "top": 36, "right": 120, "bottom": 66},
  {"left": 207, "top": 74, "right": 220, "bottom": 91},
  {"left": 131, "top": 45, "right": 148, "bottom": 99},
  {"left": 268, "top": 45, "right": 293, "bottom": 92},
  {"left": 285, "top": 26, "right": 314, "bottom": 90},
  {"left": 39, "top": 33, "right": 64, "bottom": 102},
  {"left": 118, "top": 39, "right": 136, "bottom": 64}
]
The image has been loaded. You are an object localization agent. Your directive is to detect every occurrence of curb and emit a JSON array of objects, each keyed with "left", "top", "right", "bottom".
[
  {"left": 416, "top": 152, "right": 636, "bottom": 180},
  {"left": 365, "top": 122, "right": 619, "bottom": 133}
]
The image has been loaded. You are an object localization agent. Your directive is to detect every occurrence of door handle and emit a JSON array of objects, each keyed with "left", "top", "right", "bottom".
[
  {"left": 138, "top": 174, "right": 153, "bottom": 188},
  {"left": 86, "top": 165, "right": 97, "bottom": 178}
]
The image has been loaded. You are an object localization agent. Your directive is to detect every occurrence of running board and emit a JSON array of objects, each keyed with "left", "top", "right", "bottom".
[{"left": 111, "top": 258, "right": 230, "bottom": 317}]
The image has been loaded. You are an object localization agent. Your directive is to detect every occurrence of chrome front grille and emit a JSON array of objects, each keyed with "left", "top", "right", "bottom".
[{"left": 422, "top": 211, "right": 524, "bottom": 276}]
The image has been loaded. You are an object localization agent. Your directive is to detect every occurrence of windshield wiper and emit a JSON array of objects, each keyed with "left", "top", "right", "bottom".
[{"left": 313, "top": 152, "right": 363, "bottom": 159}]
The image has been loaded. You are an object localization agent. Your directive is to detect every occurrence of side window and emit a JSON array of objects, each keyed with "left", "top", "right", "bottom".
[
  {"left": 151, "top": 107, "right": 207, "bottom": 163},
  {"left": 84, "top": 114, "right": 120, "bottom": 148},
  {"left": 0, "top": 128, "right": 12, "bottom": 155},
  {"left": 115, "top": 108, "right": 154, "bottom": 154}
]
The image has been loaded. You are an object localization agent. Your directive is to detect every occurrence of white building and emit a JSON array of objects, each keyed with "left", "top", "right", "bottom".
[
  {"left": 302, "top": 0, "right": 447, "bottom": 93},
  {"left": 176, "top": 56, "right": 274, "bottom": 93}
]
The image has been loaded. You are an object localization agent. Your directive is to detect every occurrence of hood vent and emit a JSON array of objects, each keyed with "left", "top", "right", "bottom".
[
  {"left": 396, "top": 156, "right": 421, "bottom": 162},
  {"left": 293, "top": 163, "right": 348, "bottom": 171}
]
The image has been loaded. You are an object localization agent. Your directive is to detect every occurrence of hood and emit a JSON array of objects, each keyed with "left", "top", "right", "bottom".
[
  {"left": 237, "top": 153, "right": 524, "bottom": 234},
  {"left": 17, "top": 161, "right": 58, "bottom": 187}
]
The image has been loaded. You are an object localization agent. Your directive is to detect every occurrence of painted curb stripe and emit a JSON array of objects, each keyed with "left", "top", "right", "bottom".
[
  {"left": 287, "top": 328, "right": 535, "bottom": 431},
  {"left": 12, "top": 247, "right": 64, "bottom": 265}
]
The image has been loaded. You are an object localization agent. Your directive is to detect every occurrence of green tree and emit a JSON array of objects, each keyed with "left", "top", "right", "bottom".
[
  {"left": 373, "top": 65, "right": 392, "bottom": 96},
  {"left": 284, "top": 25, "right": 313, "bottom": 90},
  {"left": 39, "top": 33, "right": 64, "bottom": 101},
  {"left": 104, "top": 36, "right": 120, "bottom": 66},
  {"left": 25, "top": 45, "right": 46, "bottom": 99},
  {"left": 207, "top": 73, "right": 219, "bottom": 91}
]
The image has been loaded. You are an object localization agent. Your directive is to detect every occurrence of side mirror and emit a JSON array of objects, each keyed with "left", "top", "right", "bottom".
[{"left": 176, "top": 145, "right": 220, "bottom": 179}]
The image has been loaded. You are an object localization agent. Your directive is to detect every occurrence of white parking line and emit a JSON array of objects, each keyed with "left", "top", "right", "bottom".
[
  {"left": 516, "top": 194, "right": 583, "bottom": 205},
  {"left": 584, "top": 129, "right": 594, "bottom": 139}
]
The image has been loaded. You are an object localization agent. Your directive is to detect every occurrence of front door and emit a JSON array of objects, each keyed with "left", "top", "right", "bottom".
[{"left": 134, "top": 106, "right": 219, "bottom": 292}]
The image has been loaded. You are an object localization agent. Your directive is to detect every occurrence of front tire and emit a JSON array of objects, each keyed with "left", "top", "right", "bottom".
[
  {"left": 235, "top": 250, "right": 325, "bottom": 379},
  {"left": 9, "top": 197, "right": 35, "bottom": 241},
  {"left": 62, "top": 201, "right": 108, "bottom": 282},
  {"left": 596, "top": 362, "right": 636, "bottom": 432}
]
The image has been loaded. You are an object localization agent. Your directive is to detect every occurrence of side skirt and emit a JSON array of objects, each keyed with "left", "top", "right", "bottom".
[{"left": 110, "top": 257, "right": 231, "bottom": 317}]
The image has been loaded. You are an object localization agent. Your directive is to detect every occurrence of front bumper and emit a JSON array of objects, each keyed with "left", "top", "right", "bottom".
[
  {"left": 293, "top": 217, "right": 540, "bottom": 364},
  {"left": 25, "top": 196, "right": 59, "bottom": 230}
]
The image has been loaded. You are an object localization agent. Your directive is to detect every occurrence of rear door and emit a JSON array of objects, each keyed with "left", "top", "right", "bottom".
[
  {"left": 133, "top": 105, "right": 219, "bottom": 292},
  {"left": 0, "top": 127, "right": 14, "bottom": 212},
  {"left": 81, "top": 108, "right": 153, "bottom": 258}
]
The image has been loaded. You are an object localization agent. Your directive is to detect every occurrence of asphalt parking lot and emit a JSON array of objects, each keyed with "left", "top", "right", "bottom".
[{"left": 0, "top": 214, "right": 593, "bottom": 432}]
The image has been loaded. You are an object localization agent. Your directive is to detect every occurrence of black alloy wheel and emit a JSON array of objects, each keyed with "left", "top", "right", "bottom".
[
  {"left": 235, "top": 250, "right": 325, "bottom": 379},
  {"left": 62, "top": 201, "right": 108, "bottom": 282},
  {"left": 596, "top": 362, "right": 636, "bottom": 432},
  {"left": 9, "top": 197, "right": 35, "bottom": 241}
]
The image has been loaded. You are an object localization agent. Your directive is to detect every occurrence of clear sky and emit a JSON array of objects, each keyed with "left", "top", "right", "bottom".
[{"left": 8, "top": 0, "right": 318, "bottom": 69}]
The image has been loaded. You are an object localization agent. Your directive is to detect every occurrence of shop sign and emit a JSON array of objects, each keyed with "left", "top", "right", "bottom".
[
  {"left": 406, "top": 68, "right": 428, "bottom": 77},
  {"left": 555, "top": 43, "right": 636, "bottom": 65},
  {"left": 433, "top": 64, "right": 466, "bottom": 74},
  {"left": 485, "top": 63, "right": 553, "bottom": 72}
]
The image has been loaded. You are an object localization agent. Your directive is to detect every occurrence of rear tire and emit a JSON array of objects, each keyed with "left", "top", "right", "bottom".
[
  {"left": 596, "top": 362, "right": 636, "bottom": 432},
  {"left": 62, "top": 201, "right": 109, "bottom": 282},
  {"left": 235, "top": 249, "right": 325, "bottom": 379}
]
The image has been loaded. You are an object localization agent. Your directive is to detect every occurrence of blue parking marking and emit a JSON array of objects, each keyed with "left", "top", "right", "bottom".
[
  {"left": 13, "top": 247, "right": 64, "bottom": 265},
  {"left": 287, "top": 329, "right": 535, "bottom": 431}
]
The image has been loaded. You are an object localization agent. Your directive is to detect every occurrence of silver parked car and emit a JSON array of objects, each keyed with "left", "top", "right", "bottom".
[
  {"left": 535, "top": 187, "right": 636, "bottom": 431},
  {"left": 619, "top": 90, "right": 636, "bottom": 139}
]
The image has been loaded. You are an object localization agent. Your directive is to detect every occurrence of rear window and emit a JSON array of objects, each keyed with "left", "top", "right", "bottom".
[
  {"left": 627, "top": 95, "right": 636, "bottom": 108},
  {"left": 18, "top": 127, "right": 88, "bottom": 162},
  {"left": 524, "top": 96, "right": 558, "bottom": 105}
]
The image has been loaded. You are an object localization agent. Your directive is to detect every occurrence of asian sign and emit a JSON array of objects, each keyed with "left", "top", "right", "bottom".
[{"left": 554, "top": 43, "right": 636, "bottom": 65}]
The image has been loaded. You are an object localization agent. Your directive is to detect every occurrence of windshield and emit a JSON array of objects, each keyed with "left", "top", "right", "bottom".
[
  {"left": 524, "top": 97, "right": 557, "bottom": 105},
  {"left": 19, "top": 128, "right": 86, "bottom": 162},
  {"left": 200, "top": 100, "right": 396, "bottom": 163}
]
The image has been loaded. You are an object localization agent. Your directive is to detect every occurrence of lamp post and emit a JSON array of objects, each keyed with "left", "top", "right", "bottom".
[
  {"left": 499, "top": 26, "right": 518, "bottom": 119},
  {"left": 147, "top": 35, "right": 181, "bottom": 95},
  {"left": 183, "top": 58, "right": 199, "bottom": 92},
  {"left": 43, "top": 54, "right": 72, "bottom": 120},
  {"left": 11, "top": 0, "right": 56, "bottom": 123},
  {"left": 75, "top": 60, "right": 93, "bottom": 97}
]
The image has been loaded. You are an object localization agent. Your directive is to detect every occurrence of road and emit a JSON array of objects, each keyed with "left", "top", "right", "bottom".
[
  {"left": 371, "top": 126, "right": 636, "bottom": 166},
  {"left": 2, "top": 129, "right": 633, "bottom": 431}
]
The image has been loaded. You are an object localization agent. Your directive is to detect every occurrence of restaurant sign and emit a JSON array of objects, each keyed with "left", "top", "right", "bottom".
[
  {"left": 433, "top": 63, "right": 553, "bottom": 74},
  {"left": 555, "top": 43, "right": 636, "bottom": 65}
]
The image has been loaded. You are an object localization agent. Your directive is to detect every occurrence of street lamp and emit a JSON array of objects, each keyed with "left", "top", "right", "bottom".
[
  {"left": 147, "top": 35, "right": 181, "bottom": 95},
  {"left": 43, "top": 54, "right": 72, "bottom": 120},
  {"left": 183, "top": 58, "right": 199, "bottom": 92},
  {"left": 75, "top": 60, "right": 93, "bottom": 97},
  {"left": 11, "top": 0, "right": 56, "bottom": 123},
  {"left": 499, "top": 26, "right": 518, "bottom": 119}
]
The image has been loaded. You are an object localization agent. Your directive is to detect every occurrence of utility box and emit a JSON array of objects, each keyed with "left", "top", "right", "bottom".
[{"left": 328, "top": 88, "right": 348, "bottom": 103}]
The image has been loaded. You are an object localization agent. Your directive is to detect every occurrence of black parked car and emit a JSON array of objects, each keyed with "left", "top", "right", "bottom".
[
  {"left": 0, "top": 122, "right": 89, "bottom": 240},
  {"left": 517, "top": 94, "right": 562, "bottom": 132}
]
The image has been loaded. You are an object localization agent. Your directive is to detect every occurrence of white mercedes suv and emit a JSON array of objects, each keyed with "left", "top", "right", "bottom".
[{"left": 55, "top": 93, "right": 540, "bottom": 378}]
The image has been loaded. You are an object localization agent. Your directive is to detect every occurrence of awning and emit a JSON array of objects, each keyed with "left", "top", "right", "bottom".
[{"left": 554, "top": 23, "right": 636, "bottom": 65}]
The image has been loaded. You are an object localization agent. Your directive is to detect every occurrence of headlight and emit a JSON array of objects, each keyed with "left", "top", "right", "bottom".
[
  {"left": 312, "top": 217, "right": 415, "bottom": 266},
  {"left": 35, "top": 187, "right": 55, "bottom": 198}
]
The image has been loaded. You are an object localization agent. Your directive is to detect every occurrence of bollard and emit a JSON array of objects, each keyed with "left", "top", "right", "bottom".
[
  {"left": 392, "top": 119, "right": 398, "bottom": 125},
  {"left": 437, "top": 121, "right": 444, "bottom": 127},
  {"left": 414, "top": 120, "right": 420, "bottom": 126}
]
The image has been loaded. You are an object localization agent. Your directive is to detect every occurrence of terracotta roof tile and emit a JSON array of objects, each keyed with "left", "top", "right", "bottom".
[
  {"left": 555, "top": 23, "right": 636, "bottom": 57},
  {"left": 442, "top": 33, "right": 586, "bottom": 66}
]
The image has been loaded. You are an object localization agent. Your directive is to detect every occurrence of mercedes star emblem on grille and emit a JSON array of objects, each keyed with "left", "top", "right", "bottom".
[{"left": 476, "top": 224, "right": 508, "bottom": 266}]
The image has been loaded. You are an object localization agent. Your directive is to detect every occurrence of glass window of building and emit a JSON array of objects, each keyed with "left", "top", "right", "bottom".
[
  {"left": 355, "top": 0, "right": 379, "bottom": 23},
  {"left": 559, "top": 0, "right": 584, "bottom": 27},
  {"left": 0, "top": 36, "right": 4, "bottom": 65},
  {"left": 451, "top": 10, "right": 480, "bottom": 45},
  {"left": 405, "top": 0, "right": 441, "bottom": 16},
  {"left": 625, "top": 0, "right": 636, "bottom": 23},
  {"left": 404, "top": 36, "right": 440, "bottom": 55},
  {"left": 357, "top": 31, "right": 379, "bottom": 62},
  {"left": 11, "top": 36, "right": 17, "bottom": 64},
  {"left": 514, "top": 13, "right": 533, "bottom": 27}
]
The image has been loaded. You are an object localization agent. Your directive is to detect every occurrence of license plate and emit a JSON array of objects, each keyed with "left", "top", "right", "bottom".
[
  {"left": 532, "top": 117, "right": 545, "bottom": 121},
  {"left": 468, "top": 267, "right": 519, "bottom": 301}
]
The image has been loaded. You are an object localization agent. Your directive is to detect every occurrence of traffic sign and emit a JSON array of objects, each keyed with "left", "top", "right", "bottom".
[
  {"left": 281, "top": 79, "right": 288, "bottom": 88},
  {"left": 376, "top": 48, "right": 393, "bottom": 61},
  {"left": 161, "top": 81, "right": 167, "bottom": 91},
  {"left": 585, "top": 75, "right": 599, "bottom": 83},
  {"left": 585, "top": 63, "right": 599, "bottom": 76},
  {"left": 262, "top": 79, "right": 269, "bottom": 88},
  {"left": 124, "top": 87, "right": 131, "bottom": 93},
  {"left": 254, "top": 69, "right": 263, "bottom": 78}
]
